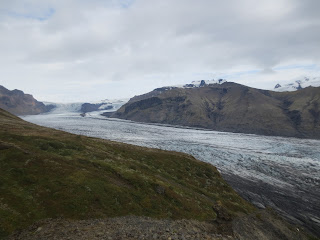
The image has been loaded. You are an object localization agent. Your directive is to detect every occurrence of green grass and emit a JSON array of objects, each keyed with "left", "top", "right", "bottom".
[{"left": 0, "top": 109, "right": 255, "bottom": 238}]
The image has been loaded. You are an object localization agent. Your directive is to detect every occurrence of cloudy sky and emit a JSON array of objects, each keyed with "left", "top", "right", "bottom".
[{"left": 0, "top": 0, "right": 320, "bottom": 102}]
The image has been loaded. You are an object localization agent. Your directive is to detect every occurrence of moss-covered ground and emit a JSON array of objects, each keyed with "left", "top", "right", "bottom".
[{"left": 0, "top": 109, "right": 255, "bottom": 238}]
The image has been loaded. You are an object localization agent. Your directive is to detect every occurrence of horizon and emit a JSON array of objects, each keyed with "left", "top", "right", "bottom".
[{"left": 1, "top": 74, "right": 319, "bottom": 103}]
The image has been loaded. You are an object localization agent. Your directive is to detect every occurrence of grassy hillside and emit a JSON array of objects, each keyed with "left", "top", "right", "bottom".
[
  {"left": 112, "top": 83, "right": 320, "bottom": 138},
  {"left": 0, "top": 108, "right": 255, "bottom": 238}
]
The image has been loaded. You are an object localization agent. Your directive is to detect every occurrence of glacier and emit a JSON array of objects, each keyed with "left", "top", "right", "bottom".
[{"left": 22, "top": 109, "right": 320, "bottom": 234}]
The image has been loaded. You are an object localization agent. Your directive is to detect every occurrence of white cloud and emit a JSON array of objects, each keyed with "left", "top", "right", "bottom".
[{"left": 0, "top": 0, "right": 319, "bottom": 102}]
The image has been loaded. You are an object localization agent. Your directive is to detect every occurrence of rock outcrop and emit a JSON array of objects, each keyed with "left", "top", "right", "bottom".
[
  {"left": 0, "top": 85, "right": 53, "bottom": 115},
  {"left": 80, "top": 103, "right": 113, "bottom": 113}
]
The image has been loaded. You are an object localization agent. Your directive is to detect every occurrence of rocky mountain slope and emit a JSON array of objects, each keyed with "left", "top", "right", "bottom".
[
  {"left": 80, "top": 99, "right": 127, "bottom": 114},
  {"left": 0, "top": 85, "right": 53, "bottom": 115},
  {"left": 111, "top": 82, "right": 320, "bottom": 139},
  {"left": 0, "top": 108, "right": 313, "bottom": 239},
  {"left": 127, "top": 79, "right": 226, "bottom": 103}
]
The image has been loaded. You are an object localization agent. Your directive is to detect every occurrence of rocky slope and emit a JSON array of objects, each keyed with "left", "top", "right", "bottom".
[
  {"left": 0, "top": 85, "right": 53, "bottom": 115},
  {"left": 8, "top": 211, "right": 310, "bottom": 240},
  {"left": 80, "top": 103, "right": 113, "bottom": 113},
  {"left": 111, "top": 82, "right": 320, "bottom": 139},
  {"left": 0, "top": 108, "right": 313, "bottom": 239}
]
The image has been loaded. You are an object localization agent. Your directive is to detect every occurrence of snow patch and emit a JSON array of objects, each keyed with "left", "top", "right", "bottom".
[
  {"left": 163, "top": 79, "right": 227, "bottom": 89},
  {"left": 273, "top": 76, "right": 320, "bottom": 92}
]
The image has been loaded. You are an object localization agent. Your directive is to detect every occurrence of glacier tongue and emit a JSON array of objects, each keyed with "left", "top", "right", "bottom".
[
  {"left": 44, "top": 102, "right": 83, "bottom": 114},
  {"left": 43, "top": 99, "right": 128, "bottom": 116}
]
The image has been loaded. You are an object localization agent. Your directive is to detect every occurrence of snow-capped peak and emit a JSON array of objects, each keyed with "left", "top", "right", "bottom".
[
  {"left": 273, "top": 76, "right": 320, "bottom": 92},
  {"left": 163, "top": 78, "right": 227, "bottom": 89},
  {"left": 100, "top": 98, "right": 129, "bottom": 104},
  {"left": 188, "top": 79, "right": 227, "bottom": 88}
]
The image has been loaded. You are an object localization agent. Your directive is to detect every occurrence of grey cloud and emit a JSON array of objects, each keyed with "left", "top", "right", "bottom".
[{"left": 0, "top": 0, "right": 319, "bottom": 101}]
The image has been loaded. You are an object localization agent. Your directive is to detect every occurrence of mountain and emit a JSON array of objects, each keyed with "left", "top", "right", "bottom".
[
  {"left": 274, "top": 76, "right": 320, "bottom": 92},
  {"left": 80, "top": 99, "right": 128, "bottom": 115},
  {"left": 0, "top": 108, "right": 313, "bottom": 239},
  {"left": 80, "top": 102, "right": 113, "bottom": 113},
  {"left": 173, "top": 79, "right": 227, "bottom": 88},
  {"left": 127, "top": 79, "right": 227, "bottom": 103},
  {"left": 0, "top": 85, "right": 53, "bottom": 115},
  {"left": 111, "top": 82, "right": 320, "bottom": 139}
]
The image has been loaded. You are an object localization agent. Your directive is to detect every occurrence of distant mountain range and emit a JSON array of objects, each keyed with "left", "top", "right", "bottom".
[
  {"left": 0, "top": 85, "right": 128, "bottom": 116},
  {"left": 2, "top": 76, "right": 320, "bottom": 139},
  {"left": 111, "top": 81, "right": 320, "bottom": 139},
  {"left": 274, "top": 76, "right": 320, "bottom": 92},
  {"left": 43, "top": 99, "right": 128, "bottom": 117},
  {"left": 0, "top": 85, "right": 53, "bottom": 115},
  {"left": 79, "top": 99, "right": 128, "bottom": 116},
  {"left": 142, "top": 76, "right": 320, "bottom": 93},
  {"left": 170, "top": 79, "right": 227, "bottom": 89}
]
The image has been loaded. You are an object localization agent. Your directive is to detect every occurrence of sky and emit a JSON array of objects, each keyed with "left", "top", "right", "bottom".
[{"left": 0, "top": 0, "right": 320, "bottom": 102}]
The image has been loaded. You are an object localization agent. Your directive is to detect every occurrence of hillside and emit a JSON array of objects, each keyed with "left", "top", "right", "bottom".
[
  {"left": 0, "top": 108, "right": 313, "bottom": 239},
  {"left": 0, "top": 107, "right": 253, "bottom": 237},
  {"left": 0, "top": 85, "right": 53, "bottom": 115},
  {"left": 111, "top": 82, "right": 320, "bottom": 139}
]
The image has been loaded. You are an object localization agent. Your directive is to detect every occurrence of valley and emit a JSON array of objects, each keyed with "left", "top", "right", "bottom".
[
  {"left": 23, "top": 106, "right": 320, "bottom": 236},
  {"left": 2, "top": 0, "right": 320, "bottom": 238}
]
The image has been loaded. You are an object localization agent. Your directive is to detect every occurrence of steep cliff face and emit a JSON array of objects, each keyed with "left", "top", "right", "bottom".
[
  {"left": 0, "top": 85, "right": 52, "bottom": 115},
  {"left": 112, "top": 82, "right": 320, "bottom": 139}
]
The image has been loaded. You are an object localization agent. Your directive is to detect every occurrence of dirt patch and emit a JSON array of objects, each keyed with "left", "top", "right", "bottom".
[{"left": 8, "top": 212, "right": 312, "bottom": 240}]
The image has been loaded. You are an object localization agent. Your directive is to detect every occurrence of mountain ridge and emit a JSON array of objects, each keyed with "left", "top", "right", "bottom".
[
  {"left": 111, "top": 82, "right": 320, "bottom": 139},
  {"left": 0, "top": 85, "right": 53, "bottom": 115},
  {"left": 274, "top": 76, "right": 320, "bottom": 92}
]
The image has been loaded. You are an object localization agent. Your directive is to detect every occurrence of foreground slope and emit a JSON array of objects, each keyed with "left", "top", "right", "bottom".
[
  {"left": 0, "top": 108, "right": 313, "bottom": 239},
  {"left": 0, "top": 85, "right": 52, "bottom": 115},
  {"left": 0, "top": 108, "right": 254, "bottom": 237},
  {"left": 112, "top": 82, "right": 320, "bottom": 138},
  {"left": 8, "top": 212, "right": 313, "bottom": 240}
]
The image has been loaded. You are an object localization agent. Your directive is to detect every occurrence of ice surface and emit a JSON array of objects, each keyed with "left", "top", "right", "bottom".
[{"left": 42, "top": 99, "right": 128, "bottom": 117}]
